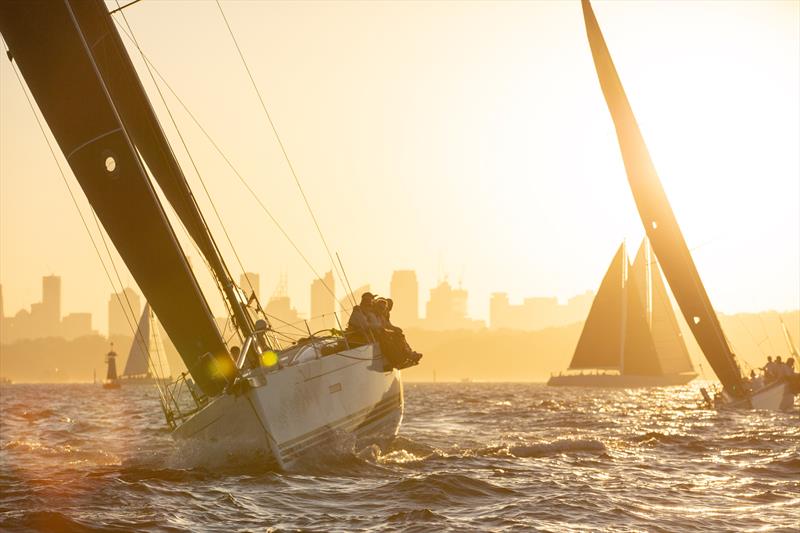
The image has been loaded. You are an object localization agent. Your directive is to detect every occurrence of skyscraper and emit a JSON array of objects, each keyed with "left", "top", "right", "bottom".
[
  {"left": 424, "top": 280, "right": 479, "bottom": 330},
  {"left": 41, "top": 275, "right": 61, "bottom": 335},
  {"left": 310, "top": 271, "right": 335, "bottom": 331},
  {"left": 390, "top": 270, "right": 419, "bottom": 327},
  {"left": 240, "top": 272, "right": 261, "bottom": 303},
  {"left": 108, "top": 288, "right": 141, "bottom": 337}
]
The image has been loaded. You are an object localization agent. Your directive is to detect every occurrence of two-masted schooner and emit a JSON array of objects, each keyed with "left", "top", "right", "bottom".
[
  {"left": 0, "top": 0, "right": 419, "bottom": 467},
  {"left": 581, "top": 0, "right": 796, "bottom": 410},
  {"left": 549, "top": 239, "right": 696, "bottom": 388}
]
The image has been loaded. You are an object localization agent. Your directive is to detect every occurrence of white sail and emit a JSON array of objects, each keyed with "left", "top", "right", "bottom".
[
  {"left": 630, "top": 240, "right": 694, "bottom": 375},
  {"left": 123, "top": 303, "right": 171, "bottom": 379}
]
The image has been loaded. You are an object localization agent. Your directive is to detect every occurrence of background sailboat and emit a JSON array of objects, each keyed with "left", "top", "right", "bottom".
[
  {"left": 581, "top": 0, "right": 795, "bottom": 409},
  {"left": 548, "top": 240, "right": 696, "bottom": 388},
  {"left": 121, "top": 303, "right": 172, "bottom": 384},
  {"left": 0, "top": 0, "right": 417, "bottom": 468}
]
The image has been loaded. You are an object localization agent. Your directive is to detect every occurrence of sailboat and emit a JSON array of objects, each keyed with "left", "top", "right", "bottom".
[
  {"left": 0, "top": 0, "right": 419, "bottom": 467},
  {"left": 581, "top": 0, "right": 796, "bottom": 410},
  {"left": 103, "top": 344, "right": 121, "bottom": 390},
  {"left": 548, "top": 239, "right": 696, "bottom": 388},
  {"left": 120, "top": 303, "right": 172, "bottom": 384}
]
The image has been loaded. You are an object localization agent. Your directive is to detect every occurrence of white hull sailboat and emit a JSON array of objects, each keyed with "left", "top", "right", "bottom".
[
  {"left": 549, "top": 239, "right": 696, "bottom": 388},
  {"left": 0, "top": 0, "right": 418, "bottom": 468},
  {"left": 581, "top": 0, "right": 796, "bottom": 410},
  {"left": 173, "top": 344, "right": 402, "bottom": 467}
]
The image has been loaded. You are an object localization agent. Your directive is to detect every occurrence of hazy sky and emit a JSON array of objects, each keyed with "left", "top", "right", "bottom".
[{"left": 1, "top": 0, "right": 798, "bottom": 331}]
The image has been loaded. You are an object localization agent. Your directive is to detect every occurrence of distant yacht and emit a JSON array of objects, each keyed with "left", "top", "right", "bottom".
[
  {"left": 548, "top": 239, "right": 696, "bottom": 388},
  {"left": 120, "top": 303, "right": 172, "bottom": 384},
  {"left": 580, "top": 0, "right": 796, "bottom": 409}
]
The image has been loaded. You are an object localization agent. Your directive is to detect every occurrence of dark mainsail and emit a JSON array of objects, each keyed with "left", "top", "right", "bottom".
[
  {"left": 0, "top": 0, "right": 234, "bottom": 395},
  {"left": 581, "top": 0, "right": 745, "bottom": 396},
  {"left": 68, "top": 0, "right": 255, "bottom": 340}
]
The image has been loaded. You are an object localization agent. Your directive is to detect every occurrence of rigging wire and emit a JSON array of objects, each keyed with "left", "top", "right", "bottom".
[
  {"left": 757, "top": 314, "right": 776, "bottom": 355},
  {"left": 110, "top": 18, "right": 339, "bottom": 304},
  {"left": 3, "top": 43, "right": 168, "bottom": 403},
  {"left": 114, "top": 3, "right": 254, "bottom": 339},
  {"left": 214, "top": 0, "right": 355, "bottom": 307}
]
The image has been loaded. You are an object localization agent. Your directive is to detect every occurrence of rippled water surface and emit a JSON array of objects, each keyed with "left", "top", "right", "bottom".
[{"left": 1, "top": 382, "right": 798, "bottom": 531}]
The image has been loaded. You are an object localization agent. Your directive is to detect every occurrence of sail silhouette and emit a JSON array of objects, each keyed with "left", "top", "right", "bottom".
[
  {"left": 122, "top": 304, "right": 171, "bottom": 380},
  {"left": 0, "top": 1, "right": 235, "bottom": 395},
  {"left": 567, "top": 242, "right": 664, "bottom": 376},
  {"left": 554, "top": 241, "right": 694, "bottom": 387},
  {"left": 630, "top": 240, "right": 694, "bottom": 375},
  {"left": 2, "top": 0, "right": 422, "bottom": 464},
  {"left": 569, "top": 243, "right": 627, "bottom": 370},
  {"left": 580, "top": 0, "right": 745, "bottom": 397}
]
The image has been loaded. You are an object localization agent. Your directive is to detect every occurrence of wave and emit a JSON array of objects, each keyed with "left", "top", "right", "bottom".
[
  {"left": 379, "top": 473, "right": 517, "bottom": 504},
  {"left": 505, "top": 438, "right": 607, "bottom": 458}
]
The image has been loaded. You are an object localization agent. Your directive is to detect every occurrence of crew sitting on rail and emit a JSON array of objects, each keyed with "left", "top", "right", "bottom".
[
  {"left": 346, "top": 292, "right": 380, "bottom": 344},
  {"left": 373, "top": 297, "right": 422, "bottom": 369},
  {"left": 762, "top": 356, "right": 774, "bottom": 381},
  {"left": 345, "top": 293, "right": 422, "bottom": 368}
]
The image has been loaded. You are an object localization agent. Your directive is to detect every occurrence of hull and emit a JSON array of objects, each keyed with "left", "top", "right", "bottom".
[
  {"left": 715, "top": 381, "right": 796, "bottom": 412},
  {"left": 547, "top": 372, "right": 696, "bottom": 388},
  {"left": 172, "top": 343, "right": 402, "bottom": 469}
]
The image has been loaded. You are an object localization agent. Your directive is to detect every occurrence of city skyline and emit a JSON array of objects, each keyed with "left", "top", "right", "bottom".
[
  {"left": 2, "top": 1, "right": 797, "bottom": 335},
  {"left": 0, "top": 268, "right": 614, "bottom": 342}
]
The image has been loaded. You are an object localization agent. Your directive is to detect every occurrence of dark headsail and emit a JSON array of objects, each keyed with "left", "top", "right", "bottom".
[
  {"left": 569, "top": 243, "right": 627, "bottom": 370},
  {"left": 0, "top": 0, "right": 234, "bottom": 395},
  {"left": 581, "top": 0, "right": 745, "bottom": 396},
  {"left": 569, "top": 242, "right": 662, "bottom": 375}
]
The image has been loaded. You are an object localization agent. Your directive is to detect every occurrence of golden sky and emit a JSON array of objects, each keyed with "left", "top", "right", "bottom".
[{"left": 1, "top": 0, "right": 798, "bottom": 329}]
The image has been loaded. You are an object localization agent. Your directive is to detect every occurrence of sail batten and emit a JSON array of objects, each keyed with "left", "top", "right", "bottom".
[
  {"left": 0, "top": 0, "right": 234, "bottom": 396},
  {"left": 581, "top": 0, "right": 744, "bottom": 395}
]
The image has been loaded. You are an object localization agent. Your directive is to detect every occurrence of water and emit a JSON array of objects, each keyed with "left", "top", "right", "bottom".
[{"left": 1, "top": 383, "right": 798, "bottom": 532}]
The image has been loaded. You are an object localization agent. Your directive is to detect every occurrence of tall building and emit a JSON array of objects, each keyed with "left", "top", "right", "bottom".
[
  {"left": 240, "top": 272, "right": 261, "bottom": 303},
  {"left": 390, "top": 270, "right": 419, "bottom": 327},
  {"left": 423, "top": 281, "right": 483, "bottom": 331},
  {"left": 41, "top": 275, "right": 61, "bottom": 336},
  {"left": 264, "top": 275, "right": 304, "bottom": 334},
  {"left": 310, "top": 271, "right": 335, "bottom": 332},
  {"left": 108, "top": 288, "right": 141, "bottom": 337}
]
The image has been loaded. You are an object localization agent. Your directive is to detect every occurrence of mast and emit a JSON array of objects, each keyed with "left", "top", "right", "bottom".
[
  {"left": 580, "top": 0, "right": 746, "bottom": 396},
  {"left": 66, "top": 0, "right": 255, "bottom": 341},
  {"left": 0, "top": 1, "right": 234, "bottom": 396}
]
